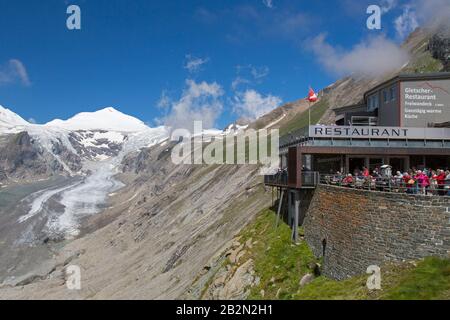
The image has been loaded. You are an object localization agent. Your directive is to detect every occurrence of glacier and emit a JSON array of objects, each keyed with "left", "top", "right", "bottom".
[{"left": 1, "top": 105, "right": 169, "bottom": 241}]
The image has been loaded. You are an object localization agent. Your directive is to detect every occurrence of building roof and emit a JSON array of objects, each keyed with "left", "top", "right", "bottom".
[
  {"left": 364, "top": 72, "right": 450, "bottom": 99},
  {"left": 434, "top": 121, "right": 450, "bottom": 128},
  {"left": 334, "top": 103, "right": 366, "bottom": 114},
  {"left": 332, "top": 72, "right": 450, "bottom": 115}
]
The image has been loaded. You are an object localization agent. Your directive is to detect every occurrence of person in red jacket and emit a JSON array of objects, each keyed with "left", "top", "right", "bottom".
[
  {"left": 437, "top": 170, "right": 446, "bottom": 196},
  {"left": 362, "top": 167, "right": 370, "bottom": 178},
  {"left": 414, "top": 170, "right": 430, "bottom": 195},
  {"left": 403, "top": 172, "right": 415, "bottom": 194},
  {"left": 342, "top": 174, "right": 354, "bottom": 187}
]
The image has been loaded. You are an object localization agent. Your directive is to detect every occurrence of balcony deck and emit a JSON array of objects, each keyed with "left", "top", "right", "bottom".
[
  {"left": 266, "top": 125, "right": 450, "bottom": 190},
  {"left": 264, "top": 171, "right": 320, "bottom": 189}
]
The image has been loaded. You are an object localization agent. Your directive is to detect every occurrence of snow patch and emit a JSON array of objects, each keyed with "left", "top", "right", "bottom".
[
  {"left": 0, "top": 105, "right": 29, "bottom": 132},
  {"left": 45, "top": 107, "right": 150, "bottom": 132}
]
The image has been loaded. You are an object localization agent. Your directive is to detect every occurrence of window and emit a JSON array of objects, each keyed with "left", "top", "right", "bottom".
[
  {"left": 367, "top": 94, "right": 379, "bottom": 111},
  {"left": 390, "top": 86, "right": 396, "bottom": 101},
  {"left": 383, "top": 90, "right": 388, "bottom": 103}
]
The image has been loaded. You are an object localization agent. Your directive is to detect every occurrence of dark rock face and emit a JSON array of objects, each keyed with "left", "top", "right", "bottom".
[
  {"left": 0, "top": 132, "right": 44, "bottom": 174},
  {"left": 429, "top": 29, "right": 450, "bottom": 71},
  {"left": 0, "top": 168, "right": 6, "bottom": 182},
  {"left": 121, "top": 142, "right": 177, "bottom": 174},
  {"left": 50, "top": 138, "right": 82, "bottom": 172},
  {"left": 68, "top": 131, "right": 124, "bottom": 160},
  {"left": 0, "top": 132, "right": 68, "bottom": 182}
]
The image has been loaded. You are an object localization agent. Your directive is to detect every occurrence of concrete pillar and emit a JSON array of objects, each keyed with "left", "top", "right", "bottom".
[
  {"left": 345, "top": 156, "right": 349, "bottom": 174},
  {"left": 405, "top": 157, "right": 410, "bottom": 172},
  {"left": 305, "top": 155, "right": 312, "bottom": 171},
  {"left": 293, "top": 192, "right": 300, "bottom": 243},
  {"left": 287, "top": 190, "right": 292, "bottom": 228}
]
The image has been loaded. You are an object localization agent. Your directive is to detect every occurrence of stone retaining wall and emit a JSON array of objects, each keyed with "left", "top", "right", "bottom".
[{"left": 303, "top": 185, "right": 450, "bottom": 280}]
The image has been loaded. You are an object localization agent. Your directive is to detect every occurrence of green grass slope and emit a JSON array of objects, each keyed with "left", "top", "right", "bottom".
[{"left": 279, "top": 99, "right": 329, "bottom": 136}]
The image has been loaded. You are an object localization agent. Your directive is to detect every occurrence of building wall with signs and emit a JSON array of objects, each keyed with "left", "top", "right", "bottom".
[
  {"left": 378, "top": 82, "right": 401, "bottom": 127},
  {"left": 400, "top": 79, "right": 450, "bottom": 127},
  {"left": 303, "top": 185, "right": 450, "bottom": 280},
  {"left": 336, "top": 75, "right": 450, "bottom": 128}
]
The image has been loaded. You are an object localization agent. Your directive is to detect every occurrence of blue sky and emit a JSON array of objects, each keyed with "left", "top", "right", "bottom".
[{"left": 0, "top": 0, "right": 441, "bottom": 129}]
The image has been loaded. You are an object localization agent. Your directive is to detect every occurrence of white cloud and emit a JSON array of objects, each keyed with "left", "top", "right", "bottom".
[
  {"left": 231, "top": 77, "right": 251, "bottom": 91},
  {"left": 161, "top": 79, "right": 224, "bottom": 131},
  {"left": 395, "top": 5, "right": 419, "bottom": 40},
  {"left": 157, "top": 90, "right": 172, "bottom": 109},
  {"left": 0, "top": 59, "right": 31, "bottom": 86},
  {"left": 380, "top": 0, "right": 398, "bottom": 13},
  {"left": 262, "top": 0, "right": 274, "bottom": 9},
  {"left": 184, "top": 54, "right": 210, "bottom": 73},
  {"left": 310, "top": 34, "right": 410, "bottom": 77},
  {"left": 233, "top": 90, "right": 282, "bottom": 120},
  {"left": 251, "top": 66, "right": 270, "bottom": 80},
  {"left": 394, "top": 0, "right": 450, "bottom": 39},
  {"left": 414, "top": 0, "right": 450, "bottom": 24},
  {"left": 232, "top": 65, "right": 270, "bottom": 90}
]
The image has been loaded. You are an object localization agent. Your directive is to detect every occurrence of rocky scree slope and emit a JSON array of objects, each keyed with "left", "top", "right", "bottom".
[
  {"left": 0, "top": 136, "right": 272, "bottom": 298},
  {"left": 0, "top": 26, "right": 448, "bottom": 299}
]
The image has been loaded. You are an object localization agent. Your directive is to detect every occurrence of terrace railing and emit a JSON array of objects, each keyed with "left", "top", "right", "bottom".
[
  {"left": 320, "top": 174, "right": 450, "bottom": 196},
  {"left": 264, "top": 171, "right": 320, "bottom": 189},
  {"left": 301, "top": 171, "right": 320, "bottom": 188},
  {"left": 264, "top": 172, "right": 450, "bottom": 196},
  {"left": 264, "top": 171, "right": 288, "bottom": 187}
]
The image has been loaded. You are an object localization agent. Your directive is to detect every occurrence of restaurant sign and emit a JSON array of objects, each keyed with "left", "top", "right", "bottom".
[{"left": 309, "top": 126, "right": 450, "bottom": 140}]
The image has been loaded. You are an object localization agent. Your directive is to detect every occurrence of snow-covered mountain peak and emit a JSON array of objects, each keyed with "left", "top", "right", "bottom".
[
  {"left": 44, "top": 107, "right": 150, "bottom": 133},
  {"left": 0, "top": 105, "right": 29, "bottom": 130},
  {"left": 1, "top": 104, "right": 169, "bottom": 167}
]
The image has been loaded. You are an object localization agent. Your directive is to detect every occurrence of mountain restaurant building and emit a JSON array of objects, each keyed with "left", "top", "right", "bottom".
[{"left": 265, "top": 73, "right": 450, "bottom": 190}]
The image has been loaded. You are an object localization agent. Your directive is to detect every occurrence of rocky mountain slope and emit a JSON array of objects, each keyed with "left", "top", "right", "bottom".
[
  {"left": 0, "top": 140, "right": 271, "bottom": 299},
  {"left": 0, "top": 25, "right": 448, "bottom": 299}
]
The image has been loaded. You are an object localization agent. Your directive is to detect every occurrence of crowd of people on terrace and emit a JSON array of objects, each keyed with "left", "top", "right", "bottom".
[{"left": 324, "top": 166, "right": 450, "bottom": 196}]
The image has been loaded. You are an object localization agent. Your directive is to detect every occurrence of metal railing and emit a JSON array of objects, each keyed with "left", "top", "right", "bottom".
[
  {"left": 264, "top": 171, "right": 288, "bottom": 186},
  {"left": 302, "top": 171, "right": 320, "bottom": 187},
  {"left": 264, "top": 172, "right": 450, "bottom": 196},
  {"left": 264, "top": 171, "right": 320, "bottom": 188},
  {"left": 320, "top": 174, "right": 450, "bottom": 196}
]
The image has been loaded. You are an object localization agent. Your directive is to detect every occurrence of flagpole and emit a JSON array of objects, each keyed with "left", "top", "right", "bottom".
[{"left": 308, "top": 100, "right": 311, "bottom": 128}]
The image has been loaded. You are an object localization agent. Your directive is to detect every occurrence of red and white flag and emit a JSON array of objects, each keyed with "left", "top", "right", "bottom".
[{"left": 307, "top": 87, "right": 318, "bottom": 103}]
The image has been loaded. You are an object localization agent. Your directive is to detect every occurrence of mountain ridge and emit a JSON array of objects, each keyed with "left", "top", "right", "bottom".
[
  {"left": 0, "top": 25, "right": 448, "bottom": 299},
  {"left": 0, "top": 105, "right": 29, "bottom": 130},
  {"left": 44, "top": 107, "right": 151, "bottom": 133}
]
